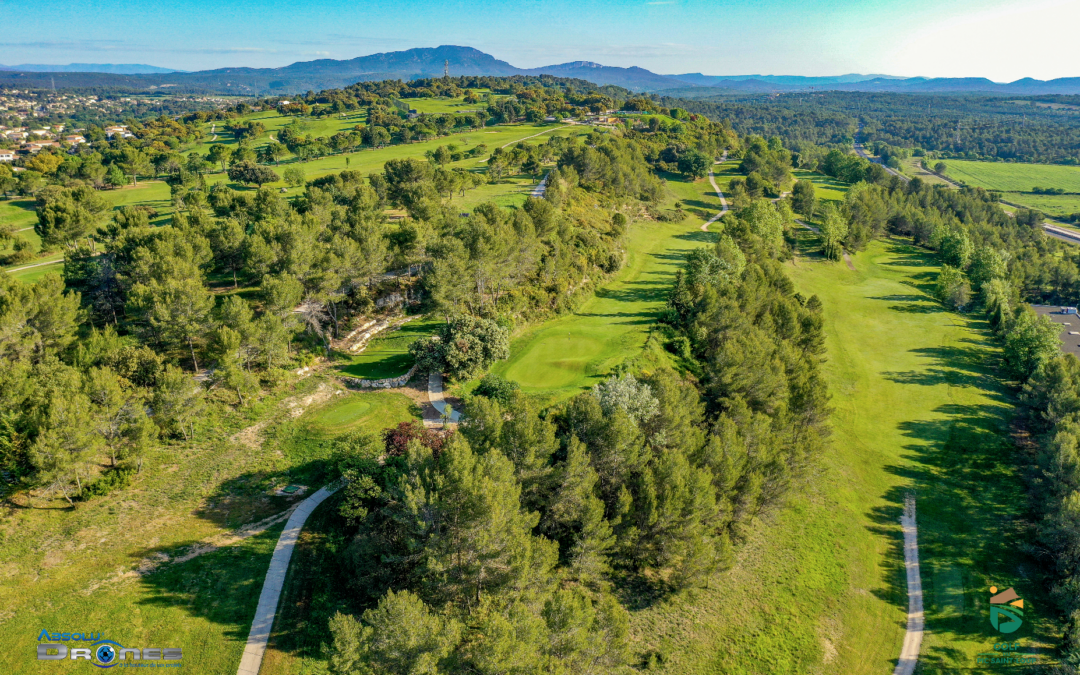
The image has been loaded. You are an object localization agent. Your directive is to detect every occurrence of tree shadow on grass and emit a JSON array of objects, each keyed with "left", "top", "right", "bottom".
[
  {"left": 882, "top": 346, "right": 1009, "bottom": 402},
  {"left": 864, "top": 338, "right": 1062, "bottom": 667},
  {"left": 130, "top": 457, "right": 343, "bottom": 644},
  {"left": 672, "top": 230, "right": 715, "bottom": 244},
  {"left": 594, "top": 280, "right": 671, "bottom": 306}
]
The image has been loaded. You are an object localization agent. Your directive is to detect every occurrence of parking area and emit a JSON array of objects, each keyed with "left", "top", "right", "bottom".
[{"left": 1032, "top": 305, "right": 1080, "bottom": 358}]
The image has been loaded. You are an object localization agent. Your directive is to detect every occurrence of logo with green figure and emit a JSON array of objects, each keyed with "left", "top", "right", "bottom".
[{"left": 989, "top": 586, "right": 1024, "bottom": 634}]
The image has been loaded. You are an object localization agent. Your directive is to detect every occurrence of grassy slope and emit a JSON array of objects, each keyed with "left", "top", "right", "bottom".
[
  {"left": 337, "top": 315, "right": 443, "bottom": 380},
  {"left": 629, "top": 234, "right": 1060, "bottom": 674},
  {"left": 0, "top": 383, "right": 416, "bottom": 675},
  {"left": 492, "top": 167, "right": 727, "bottom": 404}
]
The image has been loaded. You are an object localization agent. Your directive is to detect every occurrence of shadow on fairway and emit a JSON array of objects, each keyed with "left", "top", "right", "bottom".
[
  {"left": 673, "top": 230, "right": 716, "bottom": 244},
  {"left": 593, "top": 279, "right": 671, "bottom": 307},
  {"left": 863, "top": 316, "right": 1059, "bottom": 668}
]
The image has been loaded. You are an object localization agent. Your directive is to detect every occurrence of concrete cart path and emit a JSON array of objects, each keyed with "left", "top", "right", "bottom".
[
  {"left": 236, "top": 483, "right": 340, "bottom": 675},
  {"left": 428, "top": 371, "right": 461, "bottom": 423},
  {"left": 531, "top": 171, "right": 550, "bottom": 198},
  {"left": 893, "top": 495, "right": 924, "bottom": 675},
  {"left": 702, "top": 150, "right": 730, "bottom": 232}
]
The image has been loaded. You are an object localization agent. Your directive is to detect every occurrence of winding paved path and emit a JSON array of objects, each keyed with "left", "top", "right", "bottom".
[
  {"left": 893, "top": 495, "right": 924, "bottom": 675},
  {"left": 236, "top": 484, "right": 340, "bottom": 675},
  {"left": 702, "top": 151, "right": 729, "bottom": 232},
  {"left": 427, "top": 372, "right": 461, "bottom": 423}
]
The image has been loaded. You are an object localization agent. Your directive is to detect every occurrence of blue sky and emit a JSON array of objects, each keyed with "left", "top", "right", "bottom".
[{"left": 3, "top": 0, "right": 1077, "bottom": 81}]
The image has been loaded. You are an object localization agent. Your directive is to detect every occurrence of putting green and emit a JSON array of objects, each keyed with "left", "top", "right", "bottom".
[
  {"left": 314, "top": 398, "right": 372, "bottom": 426},
  {"left": 495, "top": 168, "right": 730, "bottom": 397}
]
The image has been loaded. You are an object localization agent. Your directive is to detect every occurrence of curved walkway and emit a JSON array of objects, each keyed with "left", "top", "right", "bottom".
[
  {"left": 236, "top": 483, "right": 340, "bottom": 675},
  {"left": 702, "top": 151, "right": 730, "bottom": 232},
  {"left": 893, "top": 494, "right": 924, "bottom": 675},
  {"left": 427, "top": 372, "right": 461, "bottom": 423},
  {"left": 531, "top": 171, "right": 550, "bottom": 198}
]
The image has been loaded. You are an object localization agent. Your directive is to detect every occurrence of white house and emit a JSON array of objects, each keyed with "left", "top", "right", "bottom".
[{"left": 0, "top": 149, "right": 15, "bottom": 162}]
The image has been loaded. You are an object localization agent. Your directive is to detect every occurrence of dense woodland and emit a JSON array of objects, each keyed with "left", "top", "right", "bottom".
[{"left": 665, "top": 91, "right": 1080, "bottom": 165}]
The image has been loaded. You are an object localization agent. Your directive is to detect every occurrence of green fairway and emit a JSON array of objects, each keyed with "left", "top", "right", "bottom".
[
  {"left": 337, "top": 315, "right": 443, "bottom": 380},
  {"left": 306, "top": 390, "right": 419, "bottom": 435},
  {"left": 940, "top": 159, "right": 1080, "bottom": 193},
  {"left": 629, "top": 235, "right": 1060, "bottom": 673},
  {"left": 793, "top": 168, "right": 849, "bottom": 203},
  {"left": 0, "top": 381, "right": 417, "bottom": 675},
  {"left": 0, "top": 197, "right": 37, "bottom": 231},
  {"left": 899, "top": 157, "right": 953, "bottom": 187},
  {"left": 494, "top": 170, "right": 725, "bottom": 399}
]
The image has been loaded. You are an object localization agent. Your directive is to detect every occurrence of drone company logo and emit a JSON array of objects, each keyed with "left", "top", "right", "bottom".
[
  {"left": 36, "top": 630, "right": 183, "bottom": 668},
  {"left": 989, "top": 586, "right": 1024, "bottom": 634}
]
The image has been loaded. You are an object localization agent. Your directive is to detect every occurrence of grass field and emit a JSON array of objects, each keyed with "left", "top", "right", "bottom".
[
  {"left": 337, "top": 315, "right": 443, "bottom": 380},
  {"left": 1003, "top": 193, "right": 1080, "bottom": 218},
  {"left": 492, "top": 162, "right": 850, "bottom": 403},
  {"left": 939, "top": 159, "right": 1080, "bottom": 193},
  {"left": 899, "top": 157, "right": 954, "bottom": 187},
  {"left": 627, "top": 234, "right": 1060, "bottom": 673},
  {"left": 492, "top": 165, "right": 729, "bottom": 402},
  {"left": 0, "top": 381, "right": 416, "bottom": 675}
]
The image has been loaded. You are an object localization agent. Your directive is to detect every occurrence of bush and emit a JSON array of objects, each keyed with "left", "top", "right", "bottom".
[
  {"left": 473, "top": 373, "right": 520, "bottom": 404},
  {"left": 79, "top": 469, "right": 134, "bottom": 500}
]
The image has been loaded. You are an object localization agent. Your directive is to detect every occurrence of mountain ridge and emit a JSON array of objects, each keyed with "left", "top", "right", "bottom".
[
  {"left": 0, "top": 63, "right": 182, "bottom": 74},
  {"left": 0, "top": 46, "right": 1077, "bottom": 95}
]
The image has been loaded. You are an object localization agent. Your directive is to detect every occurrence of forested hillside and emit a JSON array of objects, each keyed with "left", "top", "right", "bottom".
[{"left": 663, "top": 91, "right": 1080, "bottom": 165}]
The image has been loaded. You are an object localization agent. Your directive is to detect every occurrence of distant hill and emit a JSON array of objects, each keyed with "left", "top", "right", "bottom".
[
  {"left": 0, "top": 63, "right": 182, "bottom": 74},
  {"left": 0, "top": 46, "right": 1076, "bottom": 96},
  {"left": 522, "top": 61, "right": 692, "bottom": 91}
]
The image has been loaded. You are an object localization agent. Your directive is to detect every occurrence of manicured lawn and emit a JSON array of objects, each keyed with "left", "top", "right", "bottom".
[
  {"left": 939, "top": 159, "right": 1080, "bottom": 193},
  {"left": 0, "top": 196, "right": 37, "bottom": 231},
  {"left": 306, "top": 390, "right": 420, "bottom": 436},
  {"left": 337, "top": 315, "right": 443, "bottom": 381},
  {"left": 0, "top": 378, "right": 417, "bottom": 675},
  {"left": 493, "top": 172, "right": 722, "bottom": 402},
  {"left": 629, "top": 235, "right": 1061, "bottom": 673}
]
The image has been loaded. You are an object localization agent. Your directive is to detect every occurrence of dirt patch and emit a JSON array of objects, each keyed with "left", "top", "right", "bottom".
[
  {"left": 231, "top": 382, "right": 344, "bottom": 449},
  {"left": 843, "top": 252, "right": 856, "bottom": 271},
  {"left": 117, "top": 505, "right": 301, "bottom": 585},
  {"left": 284, "top": 382, "right": 341, "bottom": 419}
]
